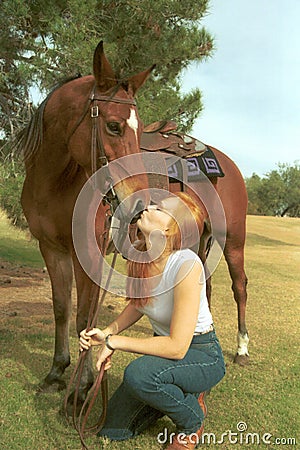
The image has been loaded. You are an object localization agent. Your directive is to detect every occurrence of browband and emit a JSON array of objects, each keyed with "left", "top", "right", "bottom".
[{"left": 90, "top": 94, "right": 137, "bottom": 106}]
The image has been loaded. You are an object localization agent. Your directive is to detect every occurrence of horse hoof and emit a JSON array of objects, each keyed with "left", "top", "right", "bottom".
[
  {"left": 36, "top": 379, "right": 66, "bottom": 394},
  {"left": 65, "top": 401, "right": 84, "bottom": 418},
  {"left": 234, "top": 353, "right": 250, "bottom": 366},
  {"left": 64, "top": 392, "right": 86, "bottom": 417}
]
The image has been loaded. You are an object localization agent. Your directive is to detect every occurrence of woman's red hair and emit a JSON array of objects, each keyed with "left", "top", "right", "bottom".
[{"left": 126, "top": 192, "right": 205, "bottom": 307}]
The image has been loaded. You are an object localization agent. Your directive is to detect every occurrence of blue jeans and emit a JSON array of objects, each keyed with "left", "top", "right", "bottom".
[{"left": 98, "top": 330, "right": 225, "bottom": 441}]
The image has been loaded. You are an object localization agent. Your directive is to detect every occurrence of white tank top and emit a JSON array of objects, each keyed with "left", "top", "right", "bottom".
[{"left": 137, "top": 249, "right": 213, "bottom": 336}]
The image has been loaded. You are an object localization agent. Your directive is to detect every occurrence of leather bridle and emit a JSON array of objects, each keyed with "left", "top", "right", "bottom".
[
  {"left": 64, "top": 84, "right": 137, "bottom": 449},
  {"left": 89, "top": 85, "right": 137, "bottom": 174},
  {"left": 67, "top": 82, "right": 137, "bottom": 186}
]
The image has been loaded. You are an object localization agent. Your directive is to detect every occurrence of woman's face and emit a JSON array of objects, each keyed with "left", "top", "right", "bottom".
[{"left": 137, "top": 197, "right": 180, "bottom": 237}]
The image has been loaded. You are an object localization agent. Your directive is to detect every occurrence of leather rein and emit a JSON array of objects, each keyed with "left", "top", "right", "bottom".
[{"left": 64, "top": 85, "right": 136, "bottom": 449}]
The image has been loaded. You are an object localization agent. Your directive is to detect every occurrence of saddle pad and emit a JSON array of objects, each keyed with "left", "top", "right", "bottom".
[{"left": 167, "top": 146, "right": 224, "bottom": 181}]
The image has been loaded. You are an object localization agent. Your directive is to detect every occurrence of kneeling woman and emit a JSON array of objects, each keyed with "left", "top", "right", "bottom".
[{"left": 80, "top": 192, "right": 225, "bottom": 449}]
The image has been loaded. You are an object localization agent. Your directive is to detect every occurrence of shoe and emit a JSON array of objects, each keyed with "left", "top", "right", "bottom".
[
  {"left": 165, "top": 423, "right": 204, "bottom": 449},
  {"left": 198, "top": 391, "right": 207, "bottom": 418},
  {"left": 165, "top": 392, "right": 207, "bottom": 449}
]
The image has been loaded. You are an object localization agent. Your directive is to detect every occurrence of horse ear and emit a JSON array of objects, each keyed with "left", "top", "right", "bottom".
[
  {"left": 93, "top": 41, "right": 117, "bottom": 91},
  {"left": 127, "top": 64, "right": 156, "bottom": 96}
]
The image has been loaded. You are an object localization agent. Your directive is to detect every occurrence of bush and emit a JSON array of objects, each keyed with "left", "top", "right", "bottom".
[{"left": 0, "top": 160, "right": 27, "bottom": 228}]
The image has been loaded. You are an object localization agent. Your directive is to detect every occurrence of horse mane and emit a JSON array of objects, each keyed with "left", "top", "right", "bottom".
[{"left": 15, "top": 74, "right": 82, "bottom": 164}]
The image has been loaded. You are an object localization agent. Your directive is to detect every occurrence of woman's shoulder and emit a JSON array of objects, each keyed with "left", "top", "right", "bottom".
[
  {"left": 161, "top": 249, "right": 204, "bottom": 288},
  {"left": 174, "top": 248, "right": 201, "bottom": 262},
  {"left": 167, "top": 249, "right": 202, "bottom": 270},
  {"left": 173, "top": 249, "right": 205, "bottom": 285}
]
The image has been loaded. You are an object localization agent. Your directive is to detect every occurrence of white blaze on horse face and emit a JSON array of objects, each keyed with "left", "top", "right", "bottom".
[{"left": 127, "top": 108, "right": 139, "bottom": 142}]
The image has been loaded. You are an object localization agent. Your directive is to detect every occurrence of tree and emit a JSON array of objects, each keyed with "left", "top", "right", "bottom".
[
  {"left": 0, "top": 0, "right": 213, "bottom": 139},
  {"left": 0, "top": 0, "right": 214, "bottom": 226},
  {"left": 245, "top": 173, "right": 265, "bottom": 215},
  {"left": 274, "top": 163, "right": 300, "bottom": 217},
  {"left": 245, "top": 162, "right": 300, "bottom": 217}
]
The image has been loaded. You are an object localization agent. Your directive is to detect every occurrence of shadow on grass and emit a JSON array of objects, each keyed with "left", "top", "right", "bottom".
[{"left": 246, "top": 232, "right": 296, "bottom": 247}]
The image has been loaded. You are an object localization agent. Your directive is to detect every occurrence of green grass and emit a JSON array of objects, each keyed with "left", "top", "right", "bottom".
[
  {"left": 0, "top": 213, "right": 299, "bottom": 449},
  {"left": 0, "top": 210, "right": 43, "bottom": 267}
]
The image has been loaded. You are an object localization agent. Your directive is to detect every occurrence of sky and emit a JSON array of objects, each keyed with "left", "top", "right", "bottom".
[{"left": 181, "top": 0, "right": 300, "bottom": 177}]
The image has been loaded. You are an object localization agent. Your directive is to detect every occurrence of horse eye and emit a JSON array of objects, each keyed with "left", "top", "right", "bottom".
[{"left": 106, "top": 122, "right": 122, "bottom": 135}]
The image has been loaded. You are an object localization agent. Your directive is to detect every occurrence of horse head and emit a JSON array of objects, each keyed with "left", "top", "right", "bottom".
[{"left": 90, "top": 41, "right": 154, "bottom": 220}]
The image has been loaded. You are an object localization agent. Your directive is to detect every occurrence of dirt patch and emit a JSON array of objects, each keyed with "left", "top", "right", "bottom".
[
  {"left": 0, "top": 258, "right": 120, "bottom": 321},
  {"left": 0, "top": 258, "right": 46, "bottom": 287},
  {"left": 0, "top": 258, "right": 52, "bottom": 318}
]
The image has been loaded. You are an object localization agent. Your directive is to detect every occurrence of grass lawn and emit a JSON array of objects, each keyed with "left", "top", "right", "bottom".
[
  {"left": 0, "top": 212, "right": 299, "bottom": 449},
  {"left": 0, "top": 210, "right": 44, "bottom": 267}
]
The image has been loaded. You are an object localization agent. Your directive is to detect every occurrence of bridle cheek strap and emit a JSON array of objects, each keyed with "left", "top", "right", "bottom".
[
  {"left": 89, "top": 87, "right": 137, "bottom": 175},
  {"left": 90, "top": 103, "right": 108, "bottom": 174}
]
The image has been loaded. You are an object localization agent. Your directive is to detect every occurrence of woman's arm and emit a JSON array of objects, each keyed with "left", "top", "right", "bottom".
[
  {"left": 102, "top": 260, "right": 203, "bottom": 360},
  {"left": 79, "top": 301, "right": 144, "bottom": 350},
  {"left": 103, "top": 301, "right": 144, "bottom": 335}
]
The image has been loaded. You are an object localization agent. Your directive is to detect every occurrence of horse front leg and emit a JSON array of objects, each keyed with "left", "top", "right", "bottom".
[
  {"left": 224, "top": 242, "right": 249, "bottom": 365},
  {"left": 39, "top": 242, "right": 73, "bottom": 390},
  {"left": 66, "top": 255, "right": 99, "bottom": 413}
]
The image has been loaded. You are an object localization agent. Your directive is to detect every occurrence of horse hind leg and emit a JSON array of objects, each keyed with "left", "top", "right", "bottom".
[
  {"left": 38, "top": 241, "right": 73, "bottom": 391},
  {"left": 224, "top": 241, "right": 249, "bottom": 365},
  {"left": 198, "top": 226, "right": 213, "bottom": 307}
]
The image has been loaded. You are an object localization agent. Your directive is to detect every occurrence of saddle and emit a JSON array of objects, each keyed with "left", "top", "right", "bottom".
[{"left": 141, "top": 120, "right": 224, "bottom": 181}]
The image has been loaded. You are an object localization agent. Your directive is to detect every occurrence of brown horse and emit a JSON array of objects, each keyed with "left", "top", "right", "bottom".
[
  {"left": 18, "top": 41, "right": 249, "bottom": 411},
  {"left": 18, "top": 41, "right": 153, "bottom": 404},
  {"left": 171, "top": 147, "right": 249, "bottom": 365},
  {"left": 138, "top": 130, "right": 249, "bottom": 366},
  {"left": 205, "top": 147, "right": 249, "bottom": 365}
]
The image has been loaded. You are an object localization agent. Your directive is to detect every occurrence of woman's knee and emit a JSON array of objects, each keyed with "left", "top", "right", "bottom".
[
  {"left": 123, "top": 356, "right": 155, "bottom": 394},
  {"left": 124, "top": 358, "right": 144, "bottom": 390}
]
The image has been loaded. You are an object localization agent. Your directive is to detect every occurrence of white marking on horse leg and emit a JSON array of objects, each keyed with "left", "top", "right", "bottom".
[
  {"left": 237, "top": 331, "right": 249, "bottom": 356},
  {"left": 126, "top": 108, "right": 139, "bottom": 141}
]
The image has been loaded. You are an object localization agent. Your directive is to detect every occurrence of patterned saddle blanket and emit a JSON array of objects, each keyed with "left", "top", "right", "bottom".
[{"left": 141, "top": 120, "right": 224, "bottom": 180}]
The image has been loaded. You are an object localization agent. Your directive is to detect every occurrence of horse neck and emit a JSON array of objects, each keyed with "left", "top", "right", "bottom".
[{"left": 26, "top": 77, "right": 95, "bottom": 188}]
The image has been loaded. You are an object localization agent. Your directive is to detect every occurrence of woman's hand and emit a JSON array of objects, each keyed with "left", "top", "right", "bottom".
[
  {"left": 79, "top": 328, "right": 106, "bottom": 351},
  {"left": 96, "top": 346, "right": 114, "bottom": 371}
]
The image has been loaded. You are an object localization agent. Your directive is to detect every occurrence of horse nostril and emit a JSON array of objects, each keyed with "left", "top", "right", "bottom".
[
  {"left": 135, "top": 199, "right": 145, "bottom": 212},
  {"left": 130, "top": 199, "right": 145, "bottom": 224}
]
